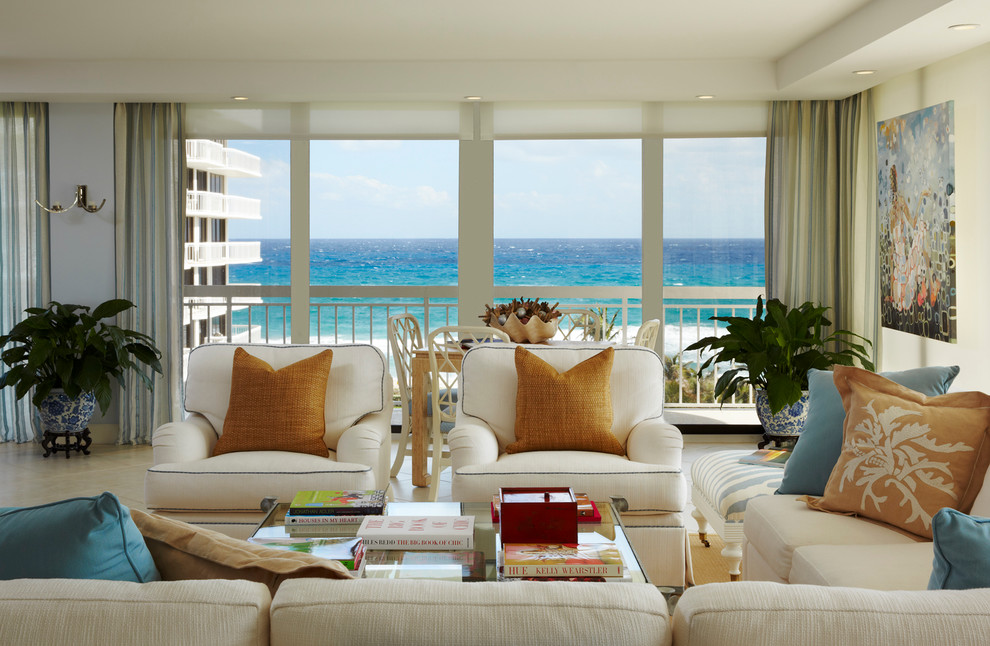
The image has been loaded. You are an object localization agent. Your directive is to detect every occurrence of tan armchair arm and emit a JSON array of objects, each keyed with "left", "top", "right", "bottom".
[
  {"left": 151, "top": 413, "right": 218, "bottom": 465},
  {"left": 625, "top": 417, "right": 682, "bottom": 467},
  {"left": 448, "top": 420, "right": 500, "bottom": 469},
  {"left": 336, "top": 406, "right": 392, "bottom": 491}
]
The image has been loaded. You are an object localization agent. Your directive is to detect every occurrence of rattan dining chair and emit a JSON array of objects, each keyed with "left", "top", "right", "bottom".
[
  {"left": 556, "top": 308, "right": 604, "bottom": 341},
  {"left": 426, "top": 325, "right": 510, "bottom": 501},
  {"left": 634, "top": 319, "right": 661, "bottom": 351},
  {"left": 387, "top": 313, "right": 423, "bottom": 477}
]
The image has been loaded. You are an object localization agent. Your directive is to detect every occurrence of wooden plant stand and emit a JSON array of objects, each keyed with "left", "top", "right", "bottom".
[{"left": 41, "top": 428, "right": 92, "bottom": 459}]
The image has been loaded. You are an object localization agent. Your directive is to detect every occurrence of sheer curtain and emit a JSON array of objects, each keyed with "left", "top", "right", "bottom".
[
  {"left": 0, "top": 103, "right": 50, "bottom": 443},
  {"left": 114, "top": 103, "right": 185, "bottom": 444},
  {"left": 765, "top": 90, "right": 879, "bottom": 360}
]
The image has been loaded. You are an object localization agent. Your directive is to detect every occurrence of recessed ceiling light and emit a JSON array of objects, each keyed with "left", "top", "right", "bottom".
[
  {"left": 231, "top": 96, "right": 249, "bottom": 101},
  {"left": 948, "top": 23, "right": 980, "bottom": 31},
  {"left": 695, "top": 94, "right": 715, "bottom": 100},
  {"left": 464, "top": 96, "right": 483, "bottom": 101},
  {"left": 852, "top": 70, "right": 876, "bottom": 75}
]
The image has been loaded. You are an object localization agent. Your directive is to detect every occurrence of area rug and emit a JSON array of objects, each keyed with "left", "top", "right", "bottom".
[{"left": 688, "top": 532, "right": 732, "bottom": 585}]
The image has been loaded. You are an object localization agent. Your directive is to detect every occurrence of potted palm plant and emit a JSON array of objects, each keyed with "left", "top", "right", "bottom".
[
  {"left": 0, "top": 299, "right": 163, "bottom": 436},
  {"left": 684, "top": 296, "right": 874, "bottom": 437}
]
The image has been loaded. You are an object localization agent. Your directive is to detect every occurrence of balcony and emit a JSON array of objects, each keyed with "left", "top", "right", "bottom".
[
  {"left": 182, "top": 284, "right": 263, "bottom": 325},
  {"left": 222, "top": 148, "right": 262, "bottom": 178},
  {"left": 186, "top": 140, "right": 225, "bottom": 171},
  {"left": 181, "top": 284, "right": 763, "bottom": 410},
  {"left": 186, "top": 190, "right": 261, "bottom": 220},
  {"left": 184, "top": 241, "right": 262, "bottom": 268},
  {"left": 185, "top": 140, "right": 262, "bottom": 178}
]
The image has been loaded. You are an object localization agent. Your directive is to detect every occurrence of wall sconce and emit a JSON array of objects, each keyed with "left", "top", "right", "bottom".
[{"left": 36, "top": 185, "right": 106, "bottom": 214}]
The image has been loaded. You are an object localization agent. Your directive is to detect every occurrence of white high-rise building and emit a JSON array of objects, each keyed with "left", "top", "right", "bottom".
[{"left": 182, "top": 139, "right": 263, "bottom": 348}]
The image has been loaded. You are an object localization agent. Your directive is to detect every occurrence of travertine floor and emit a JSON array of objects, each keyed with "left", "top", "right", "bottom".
[{"left": 0, "top": 430, "right": 757, "bottom": 533}]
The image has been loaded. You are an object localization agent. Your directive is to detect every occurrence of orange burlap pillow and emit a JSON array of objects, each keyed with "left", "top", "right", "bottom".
[
  {"left": 508, "top": 346, "right": 623, "bottom": 455},
  {"left": 805, "top": 365, "right": 990, "bottom": 538},
  {"left": 212, "top": 347, "right": 333, "bottom": 457}
]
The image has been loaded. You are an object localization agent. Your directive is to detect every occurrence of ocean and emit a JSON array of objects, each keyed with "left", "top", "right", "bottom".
[{"left": 227, "top": 238, "right": 765, "bottom": 352}]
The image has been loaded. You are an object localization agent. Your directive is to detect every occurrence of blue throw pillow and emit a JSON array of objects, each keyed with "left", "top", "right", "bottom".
[
  {"left": 0, "top": 492, "right": 161, "bottom": 582},
  {"left": 776, "top": 365, "right": 960, "bottom": 496},
  {"left": 929, "top": 508, "right": 990, "bottom": 590}
]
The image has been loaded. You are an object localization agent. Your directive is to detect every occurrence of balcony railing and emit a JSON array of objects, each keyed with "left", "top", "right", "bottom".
[
  {"left": 185, "top": 139, "right": 262, "bottom": 178},
  {"left": 185, "top": 139, "right": 225, "bottom": 171},
  {"left": 223, "top": 148, "right": 262, "bottom": 178},
  {"left": 182, "top": 284, "right": 762, "bottom": 407},
  {"left": 184, "top": 241, "right": 262, "bottom": 268},
  {"left": 186, "top": 191, "right": 262, "bottom": 220}
]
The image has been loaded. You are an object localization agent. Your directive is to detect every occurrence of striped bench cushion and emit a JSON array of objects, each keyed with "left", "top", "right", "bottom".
[{"left": 691, "top": 450, "right": 783, "bottom": 524}]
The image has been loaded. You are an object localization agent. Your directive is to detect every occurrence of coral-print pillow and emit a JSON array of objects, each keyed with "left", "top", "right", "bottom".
[{"left": 805, "top": 366, "right": 990, "bottom": 539}]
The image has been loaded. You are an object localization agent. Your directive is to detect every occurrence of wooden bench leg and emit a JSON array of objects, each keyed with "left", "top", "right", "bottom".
[
  {"left": 690, "top": 507, "right": 711, "bottom": 548},
  {"left": 722, "top": 539, "right": 743, "bottom": 581}
]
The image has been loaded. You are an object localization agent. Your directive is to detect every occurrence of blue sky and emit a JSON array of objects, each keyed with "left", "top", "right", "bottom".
[{"left": 227, "top": 137, "right": 765, "bottom": 240}]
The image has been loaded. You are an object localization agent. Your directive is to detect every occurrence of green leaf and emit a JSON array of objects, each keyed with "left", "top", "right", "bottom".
[
  {"left": 77, "top": 354, "right": 104, "bottom": 391},
  {"left": 92, "top": 298, "right": 135, "bottom": 320},
  {"left": 93, "top": 378, "right": 113, "bottom": 415}
]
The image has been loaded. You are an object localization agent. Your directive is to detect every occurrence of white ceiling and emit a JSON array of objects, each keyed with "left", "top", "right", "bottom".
[{"left": 1, "top": 0, "right": 988, "bottom": 103}]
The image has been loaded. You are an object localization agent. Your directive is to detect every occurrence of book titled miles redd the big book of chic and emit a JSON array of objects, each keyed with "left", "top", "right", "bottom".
[
  {"left": 501, "top": 543, "right": 624, "bottom": 578},
  {"left": 357, "top": 516, "right": 475, "bottom": 550}
]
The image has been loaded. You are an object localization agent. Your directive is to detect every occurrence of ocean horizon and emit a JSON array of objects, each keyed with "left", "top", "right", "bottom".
[{"left": 225, "top": 237, "right": 765, "bottom": 354}]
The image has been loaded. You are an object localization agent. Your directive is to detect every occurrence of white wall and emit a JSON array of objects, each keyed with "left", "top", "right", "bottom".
[
  {"left": 47, "top": 103, "right": 119, "bottom": 439},
  {"left": 873, "top": 43, "right": 990, "bottom": 392}
]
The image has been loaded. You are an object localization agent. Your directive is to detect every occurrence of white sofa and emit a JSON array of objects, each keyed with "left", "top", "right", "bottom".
[
  {"left": 447, "top": 344, "right": 688, "bottom": 589},
  {"left": 5, "top": 577, "right": 990, "bottom": 646},
  {"left": 145, "top": 344, "right": 392, "bottom": 538},
  {"left": 743, "top": 465, "right": 990, "bottom": 589}
]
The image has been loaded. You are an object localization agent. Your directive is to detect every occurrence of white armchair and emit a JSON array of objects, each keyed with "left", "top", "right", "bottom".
[
  {"left": 448, "top": 344, "right": 688, "bottom": 589},
  {"left": 145, "top": 344, "right": 392, "bottom": 538}
]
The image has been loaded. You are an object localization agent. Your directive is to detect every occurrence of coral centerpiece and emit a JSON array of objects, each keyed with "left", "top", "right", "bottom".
[{"left": 480, "top": 298, "right": 561, "bottom": 344}]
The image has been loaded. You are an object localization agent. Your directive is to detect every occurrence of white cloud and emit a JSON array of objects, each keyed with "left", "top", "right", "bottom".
[
  {"left": 311, "top": 172, "right": 450, "bottom": 209},
  {"left": 495, "top": 190, "right": 566, "bottom": 212}
]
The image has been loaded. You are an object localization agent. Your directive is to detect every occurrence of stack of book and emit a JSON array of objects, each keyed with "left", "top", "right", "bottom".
[
  {"left": 284, "top": 489, "right": 386, "bottom": 535},
  {"left": 247, "top": 535, "right": 366, "bottom": 570},
  {"left": 499, "top": 542, "right": 626, "bottom": 582},
  {"left": 357, "top": 515, "right": 475, "bottom": 550},
  {"left": 361, "top": 550, "right": 487, "bottom": 582}
]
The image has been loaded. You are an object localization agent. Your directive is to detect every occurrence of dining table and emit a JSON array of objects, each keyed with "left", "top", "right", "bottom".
[{"left": 408, "top": 339, "right": 615, "bottom": 488}]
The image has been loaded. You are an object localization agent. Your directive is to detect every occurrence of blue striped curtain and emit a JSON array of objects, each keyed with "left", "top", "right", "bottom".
[
  {"left": 765, "top": 90, "right": 879, "bottom": 361},
  {"left": 0, "top": 103, "right": 50, "bottom": 443},
  {"left": 113, "top": 104, "right": 185, "bottom": 444}
]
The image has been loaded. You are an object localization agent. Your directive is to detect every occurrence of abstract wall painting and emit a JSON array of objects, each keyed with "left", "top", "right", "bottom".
[{"left": 877, "top": 101, "right": 956, "bottom": 343}]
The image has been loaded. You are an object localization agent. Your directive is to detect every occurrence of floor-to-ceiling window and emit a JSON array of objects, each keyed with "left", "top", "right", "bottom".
[
  {"left": 662, "top": 137, "right": 766, "bottom": 405},
  {"left": 308, "top": 140, "right": 458, "bottom": 344},
  {"left": 183, "top": 101, "right": 769, "bottom": 416},
  {"left": 493, "top": 139, "right": 641, "bottom": 339}
]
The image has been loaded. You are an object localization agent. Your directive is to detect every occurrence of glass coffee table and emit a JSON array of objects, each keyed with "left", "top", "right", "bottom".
[{"left": 251, "top": 499, "right": 649, "bottom": 584}]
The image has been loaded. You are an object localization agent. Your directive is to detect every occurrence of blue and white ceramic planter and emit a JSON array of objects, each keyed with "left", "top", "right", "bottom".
[
  {"left": 754, "top": 389, "right": 810, "bottom": 437},
  {"left": 38, "top": 389, "right": 97, "bottom": 434}
]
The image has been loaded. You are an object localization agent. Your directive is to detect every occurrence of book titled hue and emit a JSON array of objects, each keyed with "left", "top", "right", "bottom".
[
  {"left": 357, "top": 516, "right": 475, "bottom": 550},
  {"left": 288, "top": 490, "right": 387, "bottom": 516},
  {"left": 501, "top": 543, "right": 624, "bottom": 578}
]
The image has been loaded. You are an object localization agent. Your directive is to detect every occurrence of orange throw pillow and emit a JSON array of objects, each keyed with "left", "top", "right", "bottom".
[
  {"left": 508, "top": 346, "right": 623, "bottom": 455},
  {"left": 806, "top": 365, "right": 990, "bottom": 538},
  {"left": 212, "top": 348, "right": 333, "bottom": 458}
]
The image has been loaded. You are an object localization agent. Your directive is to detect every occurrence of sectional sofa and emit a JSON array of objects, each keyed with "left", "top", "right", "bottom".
[{"left": 3, "top": 576, "right": 990, "bottom": 645}]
